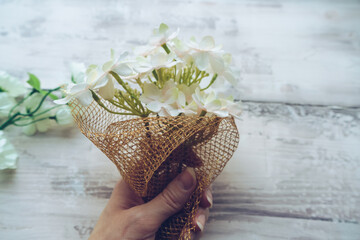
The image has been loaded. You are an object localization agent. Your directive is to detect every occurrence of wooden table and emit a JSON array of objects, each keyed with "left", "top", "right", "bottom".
[{"left": 0, "top": 1, "right": 359, "bottom": 239}]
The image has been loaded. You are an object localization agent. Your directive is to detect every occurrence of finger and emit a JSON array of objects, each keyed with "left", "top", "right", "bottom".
[
  {"left": 109, "top": 179, "right": 144, "bottom": 209},
  {"left": 143, "top": 167, "right": 197, "bottom": 225},
  {"left": 193, "top": 207, "right": 210, "bottom": 232},
  {"left": 199, "top": 188, "right": 213, "bottom": 209},
  {"left": 184, "top": 230, "right": 203, "bottom": 240}
]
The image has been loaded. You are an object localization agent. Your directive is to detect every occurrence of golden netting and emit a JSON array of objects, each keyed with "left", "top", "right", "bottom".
[{"left": 70, "top": 98, "right": 239, "bottom": 239}]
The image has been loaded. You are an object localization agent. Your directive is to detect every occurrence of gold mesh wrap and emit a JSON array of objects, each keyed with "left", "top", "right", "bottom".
[{"left": 70, "top": 99, "right": 239, "bottom": 239}]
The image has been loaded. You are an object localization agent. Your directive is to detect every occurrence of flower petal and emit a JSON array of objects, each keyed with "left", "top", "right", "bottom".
[
  {"left": 54, "top": 95, "right": 71, "bottom": 105},
  {"left": 199, "top": 36, "right": 215, "bottom": 50},
  {"left": 0, "top": 132, "right": 18, "bottom": 170},
  {"left": 209, "top": 54, "right": 225, "bottom": 74},
  {"left": 158, "top": 23, "right": 169, "bottom": 34},
  {"left": 147, "top": 101, "right": 162, "bottom": 113},
  {"left": 55, "top": 107, "right": 73, "bottom": 125},
  {"left": 213, "top": 110, "right": 229, "bottom": 117},
  {"left": 102, "top": 60, "right": 114, "bottom": 72},
  {"left": 70, "top": 62, "right": 86, "bottom": 83},
  {"left": 36, "top": 119, "right": 51, "bottom": 133},
  {"left": 22, "top": 123, "right": 36, "bottom": 136},
  {"left": 113, "top": 63, "right": 133, "bottom": 76},
  {"left": 67, "top": 83, "right": 88, "bottom": 96},
  {"left": 223, "top": 71, "right": 237, "bottom": 86},
  {"left": 206, "top": 99, "right": 222, "bottom": 112},
  {"left": 194, "top": 52, "right": 209, "bottom": 71},
  {"left": 0, "top": 93, "right": 16, "bottom": 118},
  {"left": 150, "top": 53, "right": 168, "bottom": 67},
  {"left": 76, "top": 90, "right": 93, "bottom": 106},
  {"left": 98, "top": 78, "right": 115, "bottom": 100},
  {"left": 177, "top": 91, "right": 186, "bottom": 106},
  {"left": 141, "top": 83, "right": 160, "bottom": 102}
]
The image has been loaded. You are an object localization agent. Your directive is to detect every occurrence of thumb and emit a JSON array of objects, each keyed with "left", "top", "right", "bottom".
[{"left": 142, "top": 167, "right": 197, "bottom": 226}]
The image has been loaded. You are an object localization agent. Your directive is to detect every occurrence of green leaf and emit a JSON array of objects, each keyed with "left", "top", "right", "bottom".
[
  {"left": 27, "top": 73, "right": 59, "bottom": 100},
  {"left": 27, "top": 73, "right": 41, "bottom": 90},
  {"left": 39, "top": 89, "right": 59, "bottom": 100}
]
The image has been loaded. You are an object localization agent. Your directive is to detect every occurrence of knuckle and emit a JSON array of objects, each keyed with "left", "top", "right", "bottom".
[
  {"left": 124, "top": 209, "right": 158, "bottom": 235},
  {"left": 160, "top": 187, "right": 183, "bottom": 212}
]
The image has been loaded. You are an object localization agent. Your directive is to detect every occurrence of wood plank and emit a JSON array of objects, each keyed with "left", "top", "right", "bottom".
[
  {"left": 0, "top": 102, "right": 358, "bottom": 239},
  {"left": 0, "top": 0, "right": 359, "bottom": 106}
]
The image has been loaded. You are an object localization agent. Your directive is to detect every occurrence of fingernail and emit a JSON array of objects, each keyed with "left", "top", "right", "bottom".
[
  {"left": 206, "top": 189, "right": 213, "bottom": 208},
  {"left": 178, "top": 167, "right": 196, "bottom": 190},
  {"left": 196, "top": 214, "right": 205, "bottom": 232}
]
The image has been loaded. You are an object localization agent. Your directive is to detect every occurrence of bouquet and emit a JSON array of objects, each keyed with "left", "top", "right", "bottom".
[{"left": 56, "top": 23, "right": 241, "bottom": 239}]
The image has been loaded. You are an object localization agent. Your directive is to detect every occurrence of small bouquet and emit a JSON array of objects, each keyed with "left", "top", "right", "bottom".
[{"left": 56, "top": 23, "right": 240, "bottom": 239}]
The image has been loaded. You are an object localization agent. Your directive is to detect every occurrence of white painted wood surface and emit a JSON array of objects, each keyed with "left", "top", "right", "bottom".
[{"left": 0, "top": 0, "right": 359, "bottom": 239}]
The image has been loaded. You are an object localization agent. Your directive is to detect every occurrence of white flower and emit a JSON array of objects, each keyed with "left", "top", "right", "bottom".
[
  {"left": 0, "top": 131, "right": 18, "bottom": 170},
  {"left": 69, "top": 62, "right": 86, "bottom": 83},
  {"left": 98, "top": 77, "right": 115, "bottom": 100},
  {"left": 192, "top": 88, "right": 241, "bottom": 118},
  {"left": 214, "top": 53, "right": 237, "bottom": 87},
  {"left": 192, "top": 88, "right": 228, "bottom": 117},
  {"left": 55, "top": 106, "right": 73, "bottom": 125},
  {"left": 133, "top": 52, "right": 181, "bottom": 75},
  {"left": 0, "top": 71, "right": 27, "bottom": 97},
  {"left": 169, "top": 38, "right": 192, "bottom": 64},
  {"left": 219, "top": 96, "right": 242, "bottom": 118},
  {"left": 21, "top": 93, "right": 54, "bottom": 136},
  {"left": 102, "top": 50, "right": 135, "bottom": 78},
  {"left": 54, "top": 67, "right": 108, "bottom": 106},
  {"left": 178, "top": 83, "right": 199, "bottom": 103},
  {"left": 140, "top": 81, "right": 184, "bottom": 116},
  {"left": 135, "top": 23, "right": 179, "bottom": 56},
  {"left": 176, "top": 98, "right": 199, "bottom": 116},
  {"left": 0, "top": 92, "right": 16, "bottom": 119},
  {"left": 150, "top": 23, "right": 179, "bottom": 46},
  {"left": 187, "top": 36, "right": 225, "bottom": 73},
  {"left": 55, "top": 51, "right": 136, "bottom": 106},
  {"left": 54, "top": 82, "right": 94, "bottom": 106}
]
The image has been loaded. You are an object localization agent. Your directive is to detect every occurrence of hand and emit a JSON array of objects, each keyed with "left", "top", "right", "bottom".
[{"left": 89, "top": 168, "right": 213, "bottom": 240}]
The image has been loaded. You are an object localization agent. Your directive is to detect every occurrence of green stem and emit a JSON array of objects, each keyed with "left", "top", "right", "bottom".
[
  {"left": 91, "top": 90, "right": 136, "bottom": 116},
  {"left": 0, "top": 112, "right": 20, "bottom": 130},
  {"left": 13, "top": 117, "right": 50, "bottom": 127},
  {"left": 199, "top": 110, "right": 207, "bottom": 117},
  {"left": 32, "top": 105, "right": 62, "bottom": 118},
  {"left": 109, "top": 71, "right": 148, "bottom": 116},
  {"left": 157, "top": 69, "right": 163, "bottom": 86},
  {"left": 19, "top": 87, "right": 60, "bottom": 116},
  {"left": 7, "top": 93, "right": 33, "bottom": 118},
  {"left": 152, "top": 70, "right": 159, "bottom": 81},
  {"left": 161, "top": 43, "right": 171, "bottom": 54},
  {"left": 109, "top": 100, "right": 133, "bottom": 112},
  {"left": 117, "top": 91, "right": 140, "bottom": 114},
  {"left": 201, "top": 74, "right": 218, "bottom": 91}
]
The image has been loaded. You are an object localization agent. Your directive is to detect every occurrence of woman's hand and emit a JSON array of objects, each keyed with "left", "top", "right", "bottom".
[{"left": 89, "top": 168, "right": 212, "bottom": 240}]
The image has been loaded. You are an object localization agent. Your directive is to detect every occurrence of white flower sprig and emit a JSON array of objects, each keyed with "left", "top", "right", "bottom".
[
  {"left": 0, "top": 71, "right": 74, "bottom": 169},
  {"left": 56, "top": 23, "right": 242, "bottom": 119}
]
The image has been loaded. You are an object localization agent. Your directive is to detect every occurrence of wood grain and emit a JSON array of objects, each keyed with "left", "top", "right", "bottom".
[
  {"left": 0, "top": 0, "right": 359, "bottom": 106},
  {"left": 0, "top": 0, "right": 359, "bottom": 239},
  {"left": 1, "top": 102, "right": 359, "bottom": 239}
]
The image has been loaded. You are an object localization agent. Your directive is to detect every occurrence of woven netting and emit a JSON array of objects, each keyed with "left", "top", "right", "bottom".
[{"left": 70, "top": 98, "right": 239, "bottom": 239}]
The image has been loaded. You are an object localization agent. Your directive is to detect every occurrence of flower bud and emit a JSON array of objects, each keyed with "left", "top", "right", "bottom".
[{"left": 55, "top": 107, "right": 73, "bottom": 125}]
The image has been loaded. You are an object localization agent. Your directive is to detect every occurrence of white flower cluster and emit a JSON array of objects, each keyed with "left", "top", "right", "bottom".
[
  {"left": 56, "top": 23, "right": 241, "bottom": 118},
  {"left": 0, "top": 71, "right": 74, "bottom": 170}
]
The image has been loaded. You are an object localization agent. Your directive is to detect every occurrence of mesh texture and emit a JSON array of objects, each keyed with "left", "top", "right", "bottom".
[{"left": 70, "top": 99, "right": 239, "bottom": 239}]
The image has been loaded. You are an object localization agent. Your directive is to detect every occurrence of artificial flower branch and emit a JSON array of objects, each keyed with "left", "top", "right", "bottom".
[{"left": 0, "top": 85, "right": 66, "bottom": 131}]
